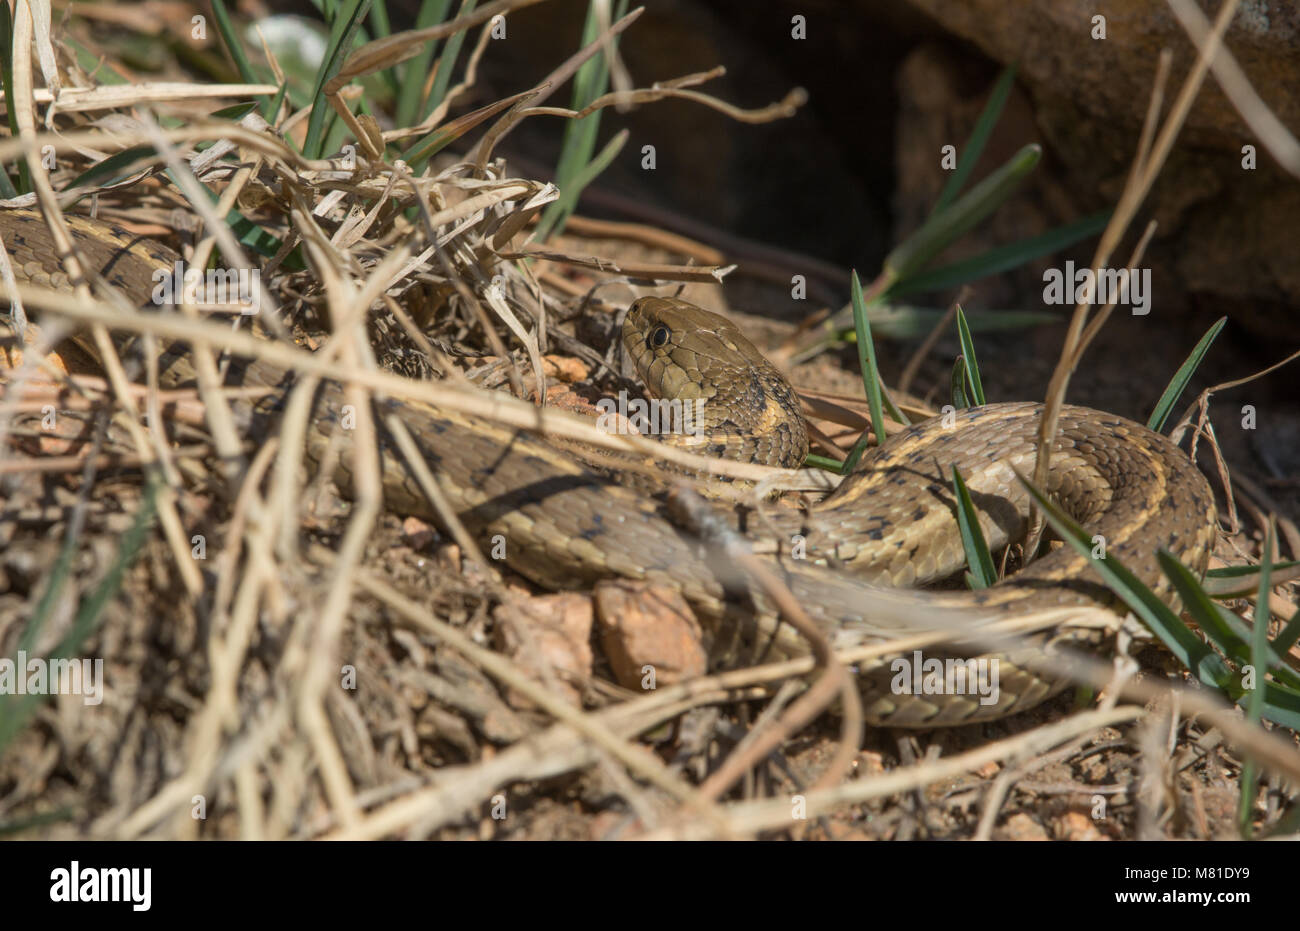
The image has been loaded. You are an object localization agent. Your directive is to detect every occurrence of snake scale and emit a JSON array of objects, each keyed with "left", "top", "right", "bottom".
[{"left": 0, "top": 209, "right": 1218, "bottom": 727}]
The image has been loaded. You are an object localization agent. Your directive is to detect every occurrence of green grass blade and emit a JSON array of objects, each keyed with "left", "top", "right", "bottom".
[
  {"left": 422, "top": 0, "right": 478, "bottom": 129},
  {"left": 1252, "top": 683, "right": 1300, "bottom": 731},
  {"left": 1262, "top": 801, "right": 1300, "bottom": 839},
  {"left": 1203, "top": 559, "right": 1300, "bottom": 598},
  {"left": 954, "top": 305, "right": 985, "bottom": 405},
  {"left": 804, "top": 453, "right": 843, "bottom": 472},
  {"left": 883, "top": 143, "right": 1041, "bottom": 286},
  {"left": 1017, "top": 471, "right": 1235, "bottom": 691},
  {"left": 890, "top": 210, "right": 1110, "bottom": 297},
  {"left": 62, "top": 145, "right": 159, "bottom": 191},
  {"left": 1274, "top": 609, "right": 1300, "bottom": 659},
  {"left": 841, "top": 270, "right": 889, "bottom": 474},
  {"left": 839, "top": 432, "right": 873, "bottom": 477},
  {"left": 1147, "top": 316, "right": 1226, "bottom": 432},
  {"left": 65, "top": 37, "right": 130, "bottom": 84},
  {"left": 950, "top": 355, "right": 970, "bottom": 409},
  {"left": 210, "top": 102, "right": 261, "bottom": 122},
  {"left": 65, "top": 36, "right": 130, "bottom": 85},
  {"left": 558, "top": 1, "right": 619, "bottom": 166},
  {"left": 20, "top": 530, "right": 80, "bottom": 659},
  {"left": 1140, "top": 551, "right": 1300, "bottom": 730},
  {"left": 1158, "top": 552, "right": 1300, "bottom": 691},
  {"left": 952, "top": 466, "right": 997, "bottom": 588},
  {"left": 838, "top": 334, "right": 909, "bottom": 427},
  {"left": 1161, "top": 553, "right": 1252, "bottom": 656},
  {"left": 535, "top": 0, "right": 629, "bottom": 240},
  {"left": 0, "top": 807, "right": 76, "bottom": 838},
  {"left": 0, "top": 0, "right": 25, "bottom": 194},
  {"left": 400, "top": 89, "right": 535, "bottom": 165},
  {"left": 1238, "top": 522, "right": 1275, "bottom": 834},
  {"left": 932, "top": 64, "right": 1017, "bottom": 215},
  {"left": 0, "top": 478, "right": 158, "bottom": 756},
  {"left": 265, "top": 81, "right": 290, "bottom": 125},
  {"left": 394, "top": 0, "right": 453, "bottom": 130},
  {"left": 66, "top": 102, "right": 258, "bottom": 193},
  {"left": 548, "top": 127, "right": 628, "bottom": 211},
  {"left": 303, "top": 0, "right": 373, "bottom": 160},
  {"left": 369, "top": 0, "right": 393, "bottom": 37},
  {"left": 211, "top": 0, "right": 271, "bottom": 114},
  {"left": 366, "top": 0, "right": 401, "bottom": 95},
  {"left": 156, "top": 161, "right": 297, "bottom": 264}
]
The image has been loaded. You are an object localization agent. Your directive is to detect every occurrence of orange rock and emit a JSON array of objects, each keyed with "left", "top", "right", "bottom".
[
  {"left": 996, "top": 812, "right": 1049, "bottom": 841},
  {"left": 542, "top": 354, "right": 589, "bottom": 383},
  {"left": 1055, "top": 810, "right": 1107, "bottom": 841},
  {"left": 494, "top": 593, "right": 594, "bottom": 708},
  {"left": 856, "top": 751, "right": 887, "bottom": 777},
  {"left": 543, "top": 383, "right": 601, "bottom": 417},
  {"left": 0, "top": 322, "right": 69, "bottom": 375},
  {"left": 34, "top": 408, "right": 90, "bottom": 457},
  {"left": 594, "top": 580, "right": 707, "bottom": 691},
  {"left": 434, "top": 542, "right": 460, "bottom": 574},
  {"left": 401, "top": 515, "right": 437, "bottom": 550}
]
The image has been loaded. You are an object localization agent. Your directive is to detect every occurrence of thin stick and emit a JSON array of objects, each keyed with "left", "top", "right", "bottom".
[{"left": 1030, "top": 1, "right": 1239, "bottom": 550}]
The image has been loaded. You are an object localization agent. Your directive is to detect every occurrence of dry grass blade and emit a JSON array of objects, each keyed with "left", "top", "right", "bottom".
[
  {"left": 496, "top": 245, "right": 734, "bottom": 282},
  {"left": 0, "top": 82, "right": 279, "bottom": 112},
  {"left": 520, "top": 66, "right": 808, "bottom": 125},
  {"left": 325, "top": 0, "right": 550, "bottom": 95},
  {"left": 468, "top": 5, "right": 646, "bottom": 169}
]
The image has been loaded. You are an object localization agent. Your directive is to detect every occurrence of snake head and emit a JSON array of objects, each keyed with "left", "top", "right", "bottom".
[{"left": 622, "top": 296, "right": 809, "bottom": 468}]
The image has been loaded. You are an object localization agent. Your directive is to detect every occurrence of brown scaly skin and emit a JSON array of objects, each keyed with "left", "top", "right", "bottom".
[
  {"left": 624, "top": 296, "right": 809, "bottom": 469},
  {"left": 1, "top": 210, "right": 1218, "bottom": 726}
]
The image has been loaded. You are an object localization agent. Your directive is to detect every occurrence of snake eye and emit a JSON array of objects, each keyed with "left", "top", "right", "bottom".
[{"left": 649, "top": 324, "right": 671, "bottom": 348}]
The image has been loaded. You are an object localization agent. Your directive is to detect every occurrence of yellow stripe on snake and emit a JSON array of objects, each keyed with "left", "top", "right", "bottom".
[{"left": 0, "top": 209, "right": 1218, "bottom": 727}]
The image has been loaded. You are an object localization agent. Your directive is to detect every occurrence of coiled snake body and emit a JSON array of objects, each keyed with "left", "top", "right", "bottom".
[{"left": 1, "top": 210, "right": 1218, "bottom": 727}]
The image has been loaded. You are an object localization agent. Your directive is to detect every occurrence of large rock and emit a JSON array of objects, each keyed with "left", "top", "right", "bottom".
[
  {"left": 905, "top": 0, "right": 1300, "bottom": 147},
  {"left": 903, "top": 0, "right": 1300, "bottom": 335}
]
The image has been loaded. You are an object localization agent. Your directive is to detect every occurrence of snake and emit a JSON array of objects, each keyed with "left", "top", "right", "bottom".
[{"left": 0, "top": 208, "right": 1219, "bottom": 727}]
